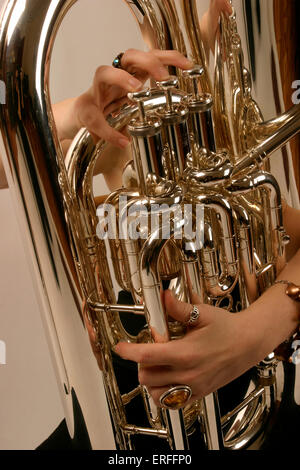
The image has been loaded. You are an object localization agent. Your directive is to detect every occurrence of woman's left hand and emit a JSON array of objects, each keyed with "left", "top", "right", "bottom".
[{"left": 114, "top": 290, "right": 263, "bottom": 406}]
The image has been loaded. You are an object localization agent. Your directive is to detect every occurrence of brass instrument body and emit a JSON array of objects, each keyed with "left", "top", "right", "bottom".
[{"left": 0, "top": 0, "right": 299, "bottom": 450}]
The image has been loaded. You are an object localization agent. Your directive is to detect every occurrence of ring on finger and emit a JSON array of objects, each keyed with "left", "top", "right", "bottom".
[
  {"left": 112, "top": 52, "right": 124, "bottom": 69},
  {"left": 187, "top": 305, "right": 199, "bottom": 327},
  {"left": 159, "top": 385, "right": 192, "bottom": 410}
]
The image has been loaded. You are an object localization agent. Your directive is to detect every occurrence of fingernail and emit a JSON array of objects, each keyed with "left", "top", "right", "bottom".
[{"left": 128, "top": 78, "right": 142, "bottom": 91}]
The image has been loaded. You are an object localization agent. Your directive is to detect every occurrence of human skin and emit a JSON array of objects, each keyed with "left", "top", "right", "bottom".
[
  {"left": 115, "top": 250, "right": 300, "bottom": 406},
  {"left": 2, "top": 0, "right": 299, "bottom": 407},
  {"left": 0, "top": 0, "right": 233, "bottom": 190}
]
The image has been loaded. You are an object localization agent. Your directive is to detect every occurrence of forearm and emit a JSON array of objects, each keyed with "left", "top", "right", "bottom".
[
  {"left": 52, "top": 98, "right": 130, "bottom": 189},
  {"left": 52, "top": 97, "right": 79, "bottom": 142},
  {"left": 283, "top": 203, "right": 300, "bottom": 260},
  {"left": 245, "top": 249, "right": 300, "bottom": 360}
]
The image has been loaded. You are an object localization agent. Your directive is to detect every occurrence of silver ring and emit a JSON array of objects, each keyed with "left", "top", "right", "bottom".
[
  {"left": 159, "top": 385, "right": 192, "bottom": 410},
  {"left": 187, "top": 305, "right": 199, "bottom": 326}
]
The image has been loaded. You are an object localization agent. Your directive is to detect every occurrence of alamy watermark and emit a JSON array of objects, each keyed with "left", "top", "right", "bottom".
[
  {"left": 0, "top": 340, "right": 6, "bottom": 365},
  {"left": 96, "top": 195, "right": 204, "bottom": 250},
  {"left": 292, "top": 80, "right": 300, "bottom": 105}
]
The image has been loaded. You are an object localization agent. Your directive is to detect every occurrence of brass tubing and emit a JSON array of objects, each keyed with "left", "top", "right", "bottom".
[
  {"left": 221, "top": 387, "right": 265, "bottom": 427},
  {"left": 88, "top": 300, "right": 145, "bottom": 315},
  {"left": 232, "top": 104, "right": 300, "bottom": 176}
]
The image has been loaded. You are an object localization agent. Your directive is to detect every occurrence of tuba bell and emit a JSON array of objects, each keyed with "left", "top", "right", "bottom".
[{"left": 0, "top": 0, "right": 299, "bottom": 450}]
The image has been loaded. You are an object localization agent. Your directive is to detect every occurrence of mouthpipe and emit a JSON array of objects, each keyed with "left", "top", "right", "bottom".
[
  {"left": 232, "top": 104, "right": 300, "bottom": 176},
  {"left": 254, "top": 103, "right": 300, "bottom": 141}
]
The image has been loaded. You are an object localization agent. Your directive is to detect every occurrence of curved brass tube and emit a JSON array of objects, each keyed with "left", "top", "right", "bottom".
[
  {"left": 1, "top": 0, "right": 299, "bottom": 451},
  {"left": 185, "top": 191, "right": 239, "bottom": 298},
  {"left": 232, "top": 104, "right": 300, "bottom": 176}
]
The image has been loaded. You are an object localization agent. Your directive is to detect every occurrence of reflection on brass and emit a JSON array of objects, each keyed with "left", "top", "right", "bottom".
[{"left": 1, "top": 0, "right": 299, "bottom": 451}]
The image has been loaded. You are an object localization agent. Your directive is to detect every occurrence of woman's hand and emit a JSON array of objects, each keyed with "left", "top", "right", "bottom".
[
  {"left": 114, "top": 290, "right": 263, "bottom": 407},
  {"left": 54, "top": 49, "right": 193, "bottom": 149}
]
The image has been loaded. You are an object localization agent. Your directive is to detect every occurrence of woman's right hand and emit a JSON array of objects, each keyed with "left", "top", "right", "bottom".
[{"left": 54, "top": 49, "right": 193, "bottom": 149}]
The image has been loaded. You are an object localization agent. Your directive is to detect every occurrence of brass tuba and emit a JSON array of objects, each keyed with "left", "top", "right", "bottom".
[{"left": 0, "top": 0, "right": 299, "bottom": 450}]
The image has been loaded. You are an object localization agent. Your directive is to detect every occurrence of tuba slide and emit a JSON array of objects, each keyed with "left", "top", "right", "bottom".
[{"left": 0, "top": 0, "right": 300, "bottom": 450}]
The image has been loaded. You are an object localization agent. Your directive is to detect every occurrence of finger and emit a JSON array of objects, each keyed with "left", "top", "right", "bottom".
[
  {"left": 93, "top": 65, "right": 143, "bottom": 108},
  {"left": 77, "top": 96, "right": 130, "bottom": 148},
  {"left": 122, "top": 49, "right": 171, "bottom": 81},
  {"left": 104, "top": 96, "right": 130, "bottom": 117},
  {"left": 94, "top": 65, "right": 143, "bottom": 94},
  {"left": 139, "top": 364, "right": 187, "bottom": 388},
  {"left": 164, "top": 290, "right": 211, "bottom": 328},
  {"left": 163, "top": 290, "right": 196, "bottom": 324},
  {"left": 114, "top": 340, "right": 183, "bottom": 366},
  {"left": 122, "top": 49, "right": 193, "bottom": 83},
  {"left": 151, "top": 49, "right": 193, "bottom": 69}
]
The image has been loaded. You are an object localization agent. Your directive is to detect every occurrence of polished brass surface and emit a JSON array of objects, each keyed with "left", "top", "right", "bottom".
[{"left": 0, "top": 0, "right": 299, "bottom": 450}]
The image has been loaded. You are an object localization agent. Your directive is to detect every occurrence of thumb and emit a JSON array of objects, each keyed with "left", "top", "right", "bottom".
[{"left": 164, "top": 290, "right": 212, "bottom": 328}]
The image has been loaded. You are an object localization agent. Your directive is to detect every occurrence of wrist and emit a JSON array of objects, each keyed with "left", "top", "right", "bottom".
[
  {"left": 52, "top": 97, "right": 80, "bottom": 142},
  {"left": 236, "top": 307, "right": 270, "bottom": 365},
  {"left": 270, "top": 280, "right": 300, "bottom": 362},
  {"left": 243, "top": 281, "right": 300, "bottom": 362}
]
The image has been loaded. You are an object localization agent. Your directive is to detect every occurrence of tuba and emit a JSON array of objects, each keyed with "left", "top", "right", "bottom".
[{"left": 0, "top": 0, "right": 299, "bottom": 450}]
